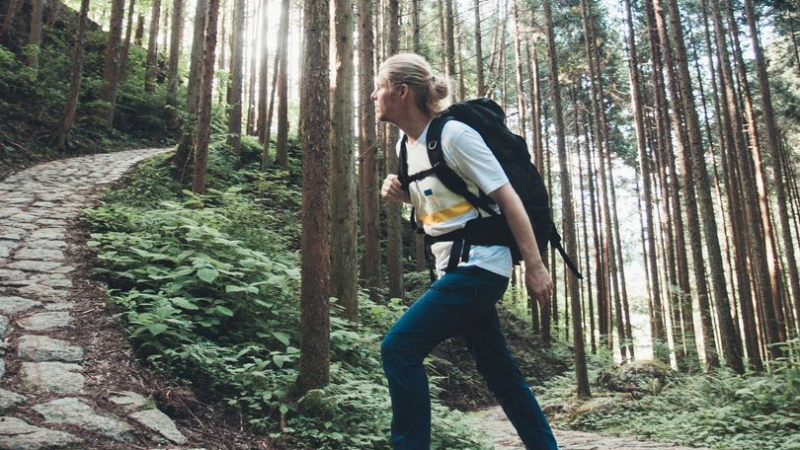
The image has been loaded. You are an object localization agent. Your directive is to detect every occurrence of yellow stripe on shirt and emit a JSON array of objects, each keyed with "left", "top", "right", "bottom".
[{"left": 418, "top": 201, "right": 474, "bottom": 225}]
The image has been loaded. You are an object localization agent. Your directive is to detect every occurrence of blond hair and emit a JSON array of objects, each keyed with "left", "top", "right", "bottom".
[{"left": 378, "top": 53, "right": 452, "bottom": 116}]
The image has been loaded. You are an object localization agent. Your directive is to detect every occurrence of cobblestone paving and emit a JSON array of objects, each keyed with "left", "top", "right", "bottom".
[
  {"left": 476, "top": 406, "right": 711, "bottom": 450},
  {"left": 0, "top": 149, "right": 200, "bottom": 449}
]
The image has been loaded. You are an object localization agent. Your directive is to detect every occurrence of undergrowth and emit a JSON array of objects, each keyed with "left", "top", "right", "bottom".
[
  {"left": 538, "top": 342, "right": 800, "bottom": 450},
  {"left": 84, "top": 137, "right": 494, "bottom": 450}
]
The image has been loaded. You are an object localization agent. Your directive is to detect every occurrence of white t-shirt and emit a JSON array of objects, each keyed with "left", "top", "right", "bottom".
[{"left": 398, "top": 120, "right": 513, "bottom": 278}]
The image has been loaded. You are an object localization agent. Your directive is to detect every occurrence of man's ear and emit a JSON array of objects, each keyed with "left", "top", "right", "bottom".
[{"left": 397, "top": 83, "right": 409, "bottom": 100}]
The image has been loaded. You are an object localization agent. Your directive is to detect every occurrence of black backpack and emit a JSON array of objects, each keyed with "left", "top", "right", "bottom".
[{"left": 398, "top": 98, "right": 582, "bottom": 281}]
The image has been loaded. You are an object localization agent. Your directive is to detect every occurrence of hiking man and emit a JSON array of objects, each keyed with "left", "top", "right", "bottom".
[{"left": 375, "top": 53, "right": 560, "bottom": 450}]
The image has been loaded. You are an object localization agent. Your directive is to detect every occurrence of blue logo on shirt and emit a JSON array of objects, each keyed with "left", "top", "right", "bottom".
[{"left": 424, "top": 188, "right": 433, "bottom": 196}]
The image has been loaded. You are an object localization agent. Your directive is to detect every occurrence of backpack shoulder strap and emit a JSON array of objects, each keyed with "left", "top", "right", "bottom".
[{"left": 426, "top": 116, "right": 499, "bottom": 217}]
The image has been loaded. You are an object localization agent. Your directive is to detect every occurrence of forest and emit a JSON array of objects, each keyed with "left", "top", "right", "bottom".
[{"left": 0, "top": 0, "right": 798, "bottom": 448}]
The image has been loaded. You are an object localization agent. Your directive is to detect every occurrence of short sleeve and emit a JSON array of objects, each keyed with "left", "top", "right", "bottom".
[{"left": 440, "top": 121, "right": 509, "bottom": 195}]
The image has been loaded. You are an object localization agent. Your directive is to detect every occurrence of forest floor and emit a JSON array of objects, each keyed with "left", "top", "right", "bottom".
[
  {"left": 476, "top": 406, "right": 710, "bottom": 450},
  {"left": 0, "top": 148, "right": 711, "bottom": 450}
]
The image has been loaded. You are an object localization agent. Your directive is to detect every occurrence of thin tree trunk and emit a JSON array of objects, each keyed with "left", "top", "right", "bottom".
[
  {"left": 359, "top": 0, "right": 381, "bottom": 289},
  {"left": 330, "top": 0, "right": 358, "bottom": 322},
  {"left": 100, "top": 0, "right": 126, "bottom": 127},
  {"left": 27, "top": 0, "right": 44, "bottom": 70},
  {"left": 544, "top": 0, "right": 589, "bottom": 398},
  {"left": 261, "top": 47, "right": 280, "bottom": 168},
  {"left": 275, "top": 0, "right": 290, "bottom": 168},
  {"left": 1, "top": 0, "right": 23, "bottom": 34},
  {"left": 192, "top": 0, "right": 221, "bottom": 195},
  {"left": 511, "top": 0, "right": 526, "bottom": 139},
  {"left": 295, "top": 0, "right": 331, "bottom": 395},
  {"left": 745, "top": 0, "right": 800, "bottom": 339},
  {"left": 144, "top": 0, "right": 161, "bottom": 92},
  {"left": 474, "top": 0, "right": 484, "bottom": 97},
  {"left": 226, "top": 0, "right": 245, "bottom": 158},
  {"left": 385, "top": 0, "right": 404, "bottom": 299},
  {"left": 709, "top": 0, "right": 778, "bottom": 364},
  {"left": 167, "top": 0, "right": 184, "bottom": 108},
  {"left": 56, "top": 0, "right": 91, "bottom": 150},
  {"left": 118, "top": 0, "right": 137, "bottom": 84},
  {"left": 257, "top": 0, "right": 270, "bottom": 142},
  {"left": 135, "top": 13, "right": 144, "bottom": 46}
]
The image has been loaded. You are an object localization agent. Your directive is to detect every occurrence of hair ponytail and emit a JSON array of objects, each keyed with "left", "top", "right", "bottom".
[{"left": 379, "top": 54, "right": 452, "bottom": 115}]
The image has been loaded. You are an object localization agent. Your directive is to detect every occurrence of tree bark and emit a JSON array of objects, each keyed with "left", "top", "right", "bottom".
[
  {"left": 191, "top": 0, "right": 220, "bottom": 195},
  {"left": 226, "top": 0, "right": 245, "bottom": 158},
  {"left": 474, "top": 0, "right": 484, "bottom": 97},
  {"left": 144, "top": 0, "right": 161, "bottom": 93},
  {"left": 99, "top": 0, "right": 126, "bottom": 127},
  {"left": 744, "top": 0, "right": 800, "bottom": 338},
  {"left": 56, "top": 0, "right": 91, "bottom": 150},
  {"left": 544, "top": 0, "right": 589, "bottom": 398},
  {"left": 167, "top": 0, "right": 184, "bottom": 108},
  {"left": 295, "top": 0, "right": 331, "bottom": 395},
  {"left": 26, "top": 0, "right": 44, "bottom": 70},
  {"left": 275, "top": 0, "right": 290, "bottom": 168},
  {"left": 257, "top": 0, "right": 269, "bottom": 142},
  {"left": 330, "top": 0, "right": 358, "bottom": 322},
  {"left": 385, "top": 0, "right": 404, "bottom": 299},
  {"left": 511, "top": 0, "right": 526, "bottom": 140},
  {"left": 359, "top": 0, "right": 382, "bottom": 289},
  {"left": 118, "top": 0, "right": 137, "bottom": 84}
]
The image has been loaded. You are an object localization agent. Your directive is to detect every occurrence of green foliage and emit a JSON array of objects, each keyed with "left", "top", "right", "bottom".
[
  {"left": 85, "top": 142, "right": 492, "bottom": 449},
  {"left": 540, "top": 349, "right": 800, "bottom": 450}
]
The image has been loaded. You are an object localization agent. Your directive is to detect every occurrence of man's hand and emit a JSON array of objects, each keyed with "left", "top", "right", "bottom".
[
  {"left": 525, "top": 260, "right": 553, "bottom": 310},
  {"left": 382, "top": 174, "right": 410, "bottom": 203}
]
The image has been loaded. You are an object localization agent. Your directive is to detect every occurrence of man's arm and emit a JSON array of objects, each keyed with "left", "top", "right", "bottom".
[{"left": 488, "top": 183, "right": 554, "bottom": 307}]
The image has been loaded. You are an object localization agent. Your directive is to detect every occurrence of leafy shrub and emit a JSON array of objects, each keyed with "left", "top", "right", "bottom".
[{"left": 86, "top": 143, "right": 493, "bottom": 450}]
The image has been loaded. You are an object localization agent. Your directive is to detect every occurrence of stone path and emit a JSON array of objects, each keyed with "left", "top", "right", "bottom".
[
  {"left": 476, "top": 406, "right": 711, "bottom": 450},
  {"left": 0, "top": 149, "right": 202, "bottom": 449}
]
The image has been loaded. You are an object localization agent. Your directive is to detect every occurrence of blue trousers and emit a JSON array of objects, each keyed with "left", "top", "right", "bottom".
[{"left": 380, "top": 266, "right": 559, "bottom": 450}]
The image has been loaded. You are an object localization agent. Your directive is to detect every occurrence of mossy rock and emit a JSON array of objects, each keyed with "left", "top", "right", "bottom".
[{"left": 597, "top": 360, "right": 675, "bottom": 396}]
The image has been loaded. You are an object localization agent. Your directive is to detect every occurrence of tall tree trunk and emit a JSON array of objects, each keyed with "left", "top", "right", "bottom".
[
  {"left": 295, "top": 0, "right": 331, "bottom": 396},
  {"left": 167, "top": 0, "right": 184, "bottom": 109},
  {"left": 1, "top": 0, "right": 22, "bottom": 34},
  {"left": 99, "top": 0, "right": 126, "bottom": 127},
  {"left": 411, "top": 0, "right": 419, "bottom": 52},
  {"left": 385, "top": 0, "right": 404, "bottom": 299},
  {"left": 573, "top": 90, "right": 594, "bottom": 354},
  {"left": 359, "top": 0, "right": 382, "bottom": 289},
  {"left": 455, "top": 12, "right": 466, "bottom": 101},
  {"left": 144, "top": 0, "right": 161, "bottom": 92},
  {"left": 624, "top": 0, "right": 659, "bottom": 364},
  {"left": 444, "top": 0, "right": 456, "bottom": 83},
  {"left": 118, "top": 0, "right": 137, "bottom": 84},
  {"left": 261, "top": 47, "right": 280, "bottom": 168},
  {"left": 227, "top": 0, "right": 245, "bottom": 158},
  {"left": 186, "top": 0, "right": 206, "bottom": 114},
  {"left": 331, "top": 0, "right": 358, "bottom": 322},
  {"left": 192, "top": 0, "right": 221, "bottom": 195},
  {"left": 709, "top": 0, "right": 778, "bottom": 364},
  {"left": 745, "top": 0, "right": 800, "bottom": 337},
  {"left": 725, "top": 0, "right": 787, "bottom": 345},
  {"left": 135, "top": 13, "right": 145, "bottom": 46},
  {"left": 257, "top": 0, "right": 270, "bottom": 141},
  {"left": 275, "top": 0, "right": 290, "bottom": 168},
  {"left": 26, "top": 0, "right": 44, "bottom": 70},
  {"left": 246, "top": 9, "right": 258, "bottom": 136},
  {"left": 55, "top": 0, "right": 91, "bottom": 150},
  {"left": 544, "top": 0, "right": 589, "bottom": 398},
  {"left": 511, "top": 0, "right": 526, "bottom": 139},
  {"left": 474, "top": 0, "right": 484, "bottom": 97}
]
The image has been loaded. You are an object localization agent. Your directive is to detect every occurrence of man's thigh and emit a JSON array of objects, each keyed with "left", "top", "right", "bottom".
[{"left": 384, "top": 267, "right": 508, "bottom": 357}]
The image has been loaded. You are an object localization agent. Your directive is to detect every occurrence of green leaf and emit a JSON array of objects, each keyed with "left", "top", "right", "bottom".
[
  {"left": 197, "top": 267, "right": 219, "bottom": 283},
  {"left": 215, "top": 305, "right": 234, "bottom": 317},
  {"left": 171, "top": 298, "right": 198, "bottom": 310},
  {"left": 147, "top": 323, "right": 168, "bottom": 336},
  {"left": 273, "top": 354, "right": 285, "bottom": 368},
  {"left": 272, "top": 331, "right": 290, "bottom": 346}
]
